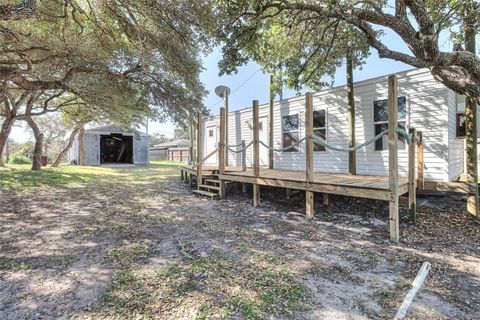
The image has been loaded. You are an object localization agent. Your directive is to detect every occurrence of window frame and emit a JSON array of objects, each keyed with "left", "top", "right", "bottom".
[
  {"left": 312, "top": 109, "right": 327, "bottom": 152},
  {"left": 456, "top": 112, "right": 466, "bottom": 139},
  {"left": 281, "top": 113, "right": 300, "bottom": 153},
  {"left": 373, "top": 96, "right": 408, "bottom": 151}
]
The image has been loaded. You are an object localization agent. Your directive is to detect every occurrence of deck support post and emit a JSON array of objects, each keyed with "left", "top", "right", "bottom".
[
  {"left": 417, "top": 131, "right": 424, "bottom": 190},
  {"left": 181, "top": 169, "right": 184, "bottom": 181},
  {"left": 196, "top": 113, "right": 203, "bottom": 188},
  {"left": 242, "top": 183, "right": 247, "bottom": 194},
  {"left": 219, "top": 108, "right": 226, "bottom": 198},
  {"left": 241, "top": 140, "right": 247, "bottom": 171},
  {"left": 269, "top": 74, "right": 275, "bottom": 169},
  {"left": 286, "top": 188, "right": 292, "bottom": 200},
  {"left": 388, "top": 75, "right": 399, "bottom": 242},
  {"left": 189, "top": 112, "right": 195, "bottom": 165},
  {"left": 253, "top": 100, "right": 260, "bottom": 207},
  {"left": 306, "top": 191, "right": 314, "bottom": 220},
  {"left": 408, "top": 128, "right": 417, "bottom": 223},
  {"left": 305, "top": 92, "right": 314, "bottom": 219},
  {"left": 189, "top": 173, "right": 194, "bottom": 187},
  {"left": 322, "top": 193, "right": 329, "bottom": 207}
]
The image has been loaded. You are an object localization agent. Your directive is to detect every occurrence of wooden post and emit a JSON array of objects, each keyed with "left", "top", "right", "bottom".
[
  {"left": 347, "top": 55, "right": 356, "bottom": 175},
  {"left": 196, "top": 113, "right": 203, "bottom": 189},
  {"left": 464, "top": 0, "right": 479, "bottom": 218},
  {"left": 286, "top": 188, "right": 292, "bottom": 200},
  {"left": 417, "top": 131, "right": 424, "bottom": 190},
  {"left": 408, "top": 128, "right": 417, "bottom": 223},
  {"left": 305, "top": 92, "right": 314, "bottom": 219},
  {"left": 219, "top": 108, "right": 226, "bottom": 198},
  {"left": 388, "top": 75, "right": 399, "bottom": 243},
  {"left": 241, "top": 140, "right": 247, "bottom": 171},
  {"left": 322, "top": 193, "right": 329, "bottom": 207},
  {"left": 189, "top": 112, "right": 195, "bottom": 165},
  {"left": 269, "top": 74, "right": 275, "bottom": 169},
  {"left": 306, "top": 191, "right": 314, "bottom": 220},
  {"left": 224, "top": 90, "right": 229, "bottom": 167},
  {"left": 253, "top": 100, "right": 260, "bottom": 207}
]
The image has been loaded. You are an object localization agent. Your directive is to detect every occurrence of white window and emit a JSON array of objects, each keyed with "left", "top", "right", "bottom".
[
  {"left": 282, "top": 114, "right": 299, "bottom": 152},
  {"left": 456, "top": 95, "right": 466, "bottom": 138},
  {"left": 373, "top": 97, "right": 407, "bottom": 151},
  {"left": 313, "top": 110, "right": 326, "bottom": 151}
]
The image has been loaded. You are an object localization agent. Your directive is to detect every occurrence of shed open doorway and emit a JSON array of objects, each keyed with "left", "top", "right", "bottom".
[{"left": 100, "top": 134, "right": 133, "bottom": 164}]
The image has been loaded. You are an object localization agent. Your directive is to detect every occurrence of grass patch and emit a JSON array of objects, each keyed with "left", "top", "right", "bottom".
[
  {"left": 0, "top": 162, "right": 180, "bottom": 189},
  {"left": 93, "top": 251, "right": 307, "bottom": 319},
  {"left": 0, "top": 258, "right": 31, "bottom": 272}
]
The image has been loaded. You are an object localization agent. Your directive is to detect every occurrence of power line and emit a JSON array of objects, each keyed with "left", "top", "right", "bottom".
[{"left": 208, "top": 68, "right": 262, "bottom": 109}]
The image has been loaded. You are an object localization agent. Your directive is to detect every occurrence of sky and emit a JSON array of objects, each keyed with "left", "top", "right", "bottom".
[{"left": 9, "top": 25, "right": 463, "bottom": 143}]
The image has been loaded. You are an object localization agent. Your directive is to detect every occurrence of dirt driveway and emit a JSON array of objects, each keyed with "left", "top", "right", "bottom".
[{"left": 0, "top": 163, "right": 479, "bottom": 319}]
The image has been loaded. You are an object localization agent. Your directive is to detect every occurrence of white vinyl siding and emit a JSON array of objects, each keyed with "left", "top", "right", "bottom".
[{"left": 204, "top": 68, "right": 456, "bottom": 182}]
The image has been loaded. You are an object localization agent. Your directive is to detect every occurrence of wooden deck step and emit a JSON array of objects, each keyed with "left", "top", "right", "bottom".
[
  {"left": 199, "top": 184, "right": 220, "bottom": 191},
  {"left": 193, "top": 189, "right": 219, "bottom": 199},
  {"left": 204, "top": 179, "right": 220, "bottom": 185}
]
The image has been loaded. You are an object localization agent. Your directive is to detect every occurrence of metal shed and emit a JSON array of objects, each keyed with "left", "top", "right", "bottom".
[{"left": 69, "top": 125, "right": 149, "bottom": 166}]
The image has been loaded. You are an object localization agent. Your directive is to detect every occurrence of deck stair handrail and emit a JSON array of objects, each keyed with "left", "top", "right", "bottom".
[{"left": 192, "top": 147, "right": 218, "bottom": 169}]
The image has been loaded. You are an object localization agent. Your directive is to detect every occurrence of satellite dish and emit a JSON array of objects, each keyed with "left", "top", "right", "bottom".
[{"left": 215, "top": 85, "right": 231, "bottom": 98}]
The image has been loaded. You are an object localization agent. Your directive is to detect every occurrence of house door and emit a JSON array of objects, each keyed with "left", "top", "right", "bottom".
[{"left": 205, "top": 125, "right": 218, "bottom": 165}]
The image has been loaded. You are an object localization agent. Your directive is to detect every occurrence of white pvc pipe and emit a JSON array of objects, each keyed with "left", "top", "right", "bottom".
[{"left": 394, "top": 262, "right": 432, "bottom": 319}]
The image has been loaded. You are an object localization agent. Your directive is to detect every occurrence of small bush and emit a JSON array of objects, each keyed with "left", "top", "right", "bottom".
[{"left": 8, "top": 154, "right": 32, "bottom": 164}]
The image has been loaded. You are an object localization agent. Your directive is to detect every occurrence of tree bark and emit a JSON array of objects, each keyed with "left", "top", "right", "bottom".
[
  {"left": 78, "top": 126, "right": 85, "bottom": 165},
  {"left": 464, "top": 0, "right": 478, "bottom": 218},
  {"left": 347, "top": 55, "right": 356, "bottom": 175},
  {"left": 51, "top": 127, "right": 79, "bottom": 167},
  {"left": 25, "top": 113, "right": 44, "bottom": 170},
  {"left": 0, "top": 115, "right": 16, "bottom": 167}
]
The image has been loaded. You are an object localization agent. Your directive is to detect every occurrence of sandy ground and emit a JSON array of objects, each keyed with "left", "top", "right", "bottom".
[{"left": 0, "top": 165, "right": 479, "bottom": 319}]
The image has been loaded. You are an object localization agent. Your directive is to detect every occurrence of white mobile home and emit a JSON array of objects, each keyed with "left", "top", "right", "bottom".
[{"left": 203, "top": 68, "right": 469, "bottom": 183}]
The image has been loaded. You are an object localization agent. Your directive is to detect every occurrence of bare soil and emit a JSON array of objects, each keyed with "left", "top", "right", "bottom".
[{"left": 0, "top": 164, "right": 479, "bottom": 319}]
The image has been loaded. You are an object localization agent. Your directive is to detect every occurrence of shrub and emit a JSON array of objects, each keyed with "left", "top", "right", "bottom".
[{"left": 8, "top": 154, "right": 32, "bottom": 165}]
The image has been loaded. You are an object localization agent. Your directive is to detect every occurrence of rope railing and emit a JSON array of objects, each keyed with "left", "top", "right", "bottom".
[
  {"left": 223, "top": 140, "right": 254, "bottom": 153},
  {"left": 259, "top": 137, "right": 307, "bottom": 152},
  {"left": 221, "top": 127, "right": 415, "bottom": 155}
]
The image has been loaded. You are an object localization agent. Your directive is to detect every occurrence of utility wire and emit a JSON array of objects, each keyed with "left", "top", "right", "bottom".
[{"left": 208, "top": 68, "right": 262, "bottom": 109}]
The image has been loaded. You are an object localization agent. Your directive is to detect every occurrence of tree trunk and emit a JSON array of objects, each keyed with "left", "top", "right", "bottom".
[
  {"left": 78, "top": 126, "right": 85, "bottom": 165},
  {"left": 347, "top": 55, "right": 356, "bottom": 175},
  {"left": 51, "top": 127, "right": 79, "bottom": 167},
  {"left": 0, "top": 115, "right": 16, "bottom": 167},
  {"left": 464, "top": 1, "right": 478, "bottom": 218},
  {"left": 26, "top": 113, "right": 44, "bottom": 171}
]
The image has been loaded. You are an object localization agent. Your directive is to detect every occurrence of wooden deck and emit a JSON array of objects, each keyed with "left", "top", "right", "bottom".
[{"left": 180, "top": 165, "right": 409, "bottom": 201}]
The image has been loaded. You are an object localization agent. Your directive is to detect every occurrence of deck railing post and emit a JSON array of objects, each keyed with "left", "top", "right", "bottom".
[
  {"left": 305, "top": 92, "right": 315, "bottom": 220},
  {"left": 408, "top": 128, "right": 417, "bottom": 223},
  {"left": 417, "top": 131, "right": 424, "bottom": 190},
  {"left": 224, "top": 91, "right": 229, "bottom": 167},
  {"left": 219, "top": 107, "right": 226, "bottom": 198},
  {"left": 388, "top": 75, "right": 399, "bottom": 243},
  {"left": 269, "top": 74, "right": 275, "bottom": 169},
  {"left": 241, "top": 140, "right": 246, "bottom": 171},
  {"left": 196, "top": 113, "right": 203, "bottom": 189},
  {"left": 253, "top": 100, "right": 260, "bottom": 207},
  {"left": 189, "top": 111, "right": 195, "bottom": 165}
]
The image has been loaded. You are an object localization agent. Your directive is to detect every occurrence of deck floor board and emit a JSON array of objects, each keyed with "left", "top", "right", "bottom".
[{"left": 181, "top": 165, "right": 408, "bottom": 192}]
